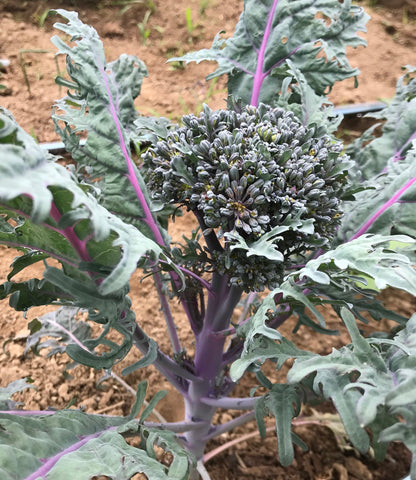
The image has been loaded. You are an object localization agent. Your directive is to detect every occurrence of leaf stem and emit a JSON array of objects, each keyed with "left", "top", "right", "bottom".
[
  {"left": 0, "top": 410, "right": 207, "bottom": 435},
  {"left": 201, "top": 396, "right": 258, "bottom": 410},
  {"left": 23, "top": 425, "right": 119, "bottom": 480},
  {"left": 155, "top": 256, "right": 213, "bottom": 292},
  {"left": 250, "top": 0, "right": 280, "bottom": 106},
  {"left": 393, "top": 130, "right": 416, "bottom": 163},
  {"left": 0, "top": 240, "right": 78, "bottom": 268},
  {"left": 49, "top": 203, "right": 91, "bottom": 262},
  {"left": 153, "top": 271, "right": 181, "bottom": 353},
  {"left": 99, "top": 62, "right": 200, "bottom": 350},
  {"left": 350, "top": 176, "right": 416, "bottom": 240},
  {"left": 131, "top": 324, "right": 198, "bottom": 394},
  {"left": 206, "top": 411, "right": 257, "bottom": 444}
]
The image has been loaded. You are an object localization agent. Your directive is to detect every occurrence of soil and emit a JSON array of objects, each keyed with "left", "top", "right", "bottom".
[{"left": 0, "top": 1, "right": 416, "bottom": 479}]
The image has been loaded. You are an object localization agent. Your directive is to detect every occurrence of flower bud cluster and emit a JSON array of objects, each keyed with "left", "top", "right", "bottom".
[{"left": 143, "top": 103, "right": 349, "bottom": 291}]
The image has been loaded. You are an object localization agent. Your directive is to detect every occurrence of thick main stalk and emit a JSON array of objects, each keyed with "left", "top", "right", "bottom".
[{"left": 182, "top": 279, "right": 243, "bottom": 459}]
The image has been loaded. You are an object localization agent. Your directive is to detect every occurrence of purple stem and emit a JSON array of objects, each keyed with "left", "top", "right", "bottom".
[
  {"left": 237, "top": 292, "right": 256, "bottom": 325},
  {"left": 200, "top": 396, "right": 257, "bottom": 410},
  {"left": 263, "top": 45, "right": 301, "bottom": 78},
  {"left": 250, "top": 0, "right": 280, "bottom": 106},
  {"left": 98, "top": 63, "right": 198, "bottom": 352},
  {"left": 349, "top": 176, "right": 416, "bottom": 240},
  {"left": 98, "top": 64, "right": 165, "bottom": 247},
  {"left": 152, "top": 273, "right": 181, "bottom": 353},
  {"left": 49, "top": 203, "right": 92, "bottom": 263},
  {"left": 0, "top": 411, "right": 205, "bottom": 433},
  {"left": 393, "top": 131, "right": 416, "bottom": 163},
  {"left": 131, "top": 324, "right": 197, "bottom": 395},
  {"left": 382, "top": 130, "right": 416, "bottom": 173},
  {"left": 155, "top": 256, "right": 213, "bottom": 292},
  {"left": 181, "top": 282, "right": 243, "bottom": 459},
  {"left": 40, "top": 312, "right": 192, "bottom": 395},
  {"left": 0, "top": 203, "right": 81, "bottom": 268},
  {"left": 203, "top": 411, "right": 256, "bottom": 443},
  {"left": 224, "top": 56, "right": 254, "bottom": 76},
  {"left": 43, "top": 317, "right": 91, "bottom": 353}
]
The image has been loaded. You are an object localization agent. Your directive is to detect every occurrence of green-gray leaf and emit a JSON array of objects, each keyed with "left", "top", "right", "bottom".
[
  {"left": 171, "top": 0, "right": 369, "bottom": 106},
  {"left": 0, "top": 411, "right": 191, "bottom": 480},
  {"left": 51, "top": 10, "right": 169, "bottom": 241}
]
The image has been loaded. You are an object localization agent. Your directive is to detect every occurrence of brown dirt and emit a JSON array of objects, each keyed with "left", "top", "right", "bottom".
[{"left": 0, "top": 1, "right": 416, "bottom": 479}]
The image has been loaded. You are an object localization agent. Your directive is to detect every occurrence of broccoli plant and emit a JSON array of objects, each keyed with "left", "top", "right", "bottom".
[{"left": 0, "top": 2, "right": 416, "bottom": 479}]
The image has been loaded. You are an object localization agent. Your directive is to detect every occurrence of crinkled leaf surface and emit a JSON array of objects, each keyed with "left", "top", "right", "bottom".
[
  {"left": 288, "top": 309, "right": 416, "bottom": 463},
  {"left": 0, "top": 411, "right": 191, "bottom": 480},
  {"left": 298, "top": 234, "right": 416, "bottom": 294},
  {"left": 25, "top": 307, "right": 91, "bottom": 358},
  {"left": 338, "top": 68, "right": 416, "bottom": 241},
  {"left": 276, "top": 60, "right": 342, "bottom": 132},
  {"left": 0, "top": 109, "right": 170, "bottom": 368},
  {"left": 231, "top": 234, "right": 416, "bottom": 381},
  {"left": 347, "top": 67, "right": 416, "bottom": 181},
  {"left": 51, "top": 10, "right": 169, "bottom": 242},
  {"left": 339, "top": 145, "right": 416, "bottom": 241},
  {"left": 0, "top": 108, "right": 164, "bottom": 297},
  {"left": 230, "top": 335, "right": 311, "bottom": 382},
  {"left": 171, "top": 0, "right": 369, "bottom": 106},
  {"left": 40, "top": 266, "right": 136, "bottom": 369}
]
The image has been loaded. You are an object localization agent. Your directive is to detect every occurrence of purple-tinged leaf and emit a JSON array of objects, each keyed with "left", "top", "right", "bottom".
[
  {"left": 0, "top": 108, "right": 168, "bottom": 297},
  {"left": 171, "top": 0, "right": 369, "bottom": 107},
  {"left": 51, "top": 10, "right": 169, "bottom": 246},
  {"left": 0, "top": 410, "right": 191, "bottom": 480}
]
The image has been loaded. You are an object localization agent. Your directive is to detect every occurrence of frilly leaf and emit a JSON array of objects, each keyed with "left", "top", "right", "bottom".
[
  {"left": 51, "top": 9, "right": 170, "bottom": 241},
  {"left": 347, "top": 66, "right": 416, "bottom": 181},
  {"left": 0, "top": 108, "right": 171, "bottom": 298},
  {"left": 171, "top": 0, "right": 369, "bottom": 106},
  {"left": 276, "top": 59, "right": 342, "bottom": 133},
  {"left": 298, "top": 234, "right": 416, "bottom": 294},
  {"left": 254, "top": 385, "right": 305, "bottom": 466},
  {"left": 225, "top": 212, "right": 315, "bottom": 263},
  {"left": 287, "top": 309, "right": 416, "bottom": 461},
  {"left": 339, "top": 68, "right": 416, "bottom": 241},
  {"left": 339, "top": 146, "right": 416, "bottom": 241},
  {"left": 0, "top": 379, "right": 36, "bottom": 411},
  {"left": 25, "top": 307, "right": 91, "bottom": 358}
]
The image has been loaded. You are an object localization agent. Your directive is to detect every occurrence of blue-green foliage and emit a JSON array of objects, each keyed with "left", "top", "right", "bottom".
[
  {"left": 170, "top": 0, "right": 369, "bottom": 106},
  {"left": 0, "top": 2, "right": 415, "bottom": 478},
  {"left": 0, "top": 383, "right": 192, "bottom": 480}
]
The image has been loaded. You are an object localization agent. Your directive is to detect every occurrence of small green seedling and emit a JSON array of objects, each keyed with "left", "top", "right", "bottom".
[
  {"left": 137, "top": 9, "right": 152, "bottom": 46},
  {"left": 18, "top": 49, "right": 63, "bottom": 95}
]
